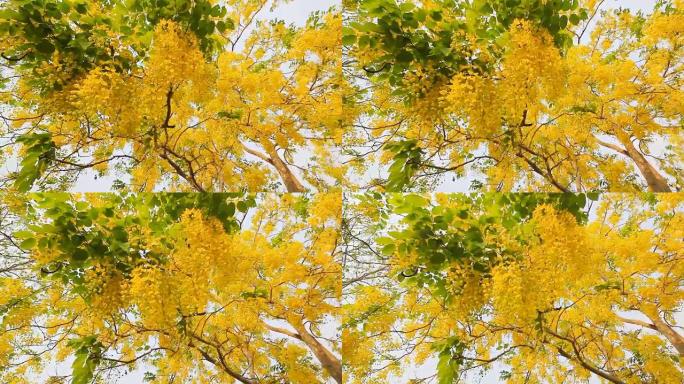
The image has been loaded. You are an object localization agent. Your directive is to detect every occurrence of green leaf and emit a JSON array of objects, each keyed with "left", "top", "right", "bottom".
[
  {"left": 385, "top": 140, "right": 423, "bottom": 192},
  {"left": 437, "top": 350, "right": 457, "bottom": 384},
  {"left": 237, "top": 200, "right": 248, "bottom": 213},
  {"left": 216, "top": 19, "right": 234, "bottom": 33},
  {"left": 36, "top": 40, "right": 55, "bottom": 54},
  {"left": 13, "top": 230, "right": 34, "bottom": 240},
  {"left": 68, "top": 336, "right": 102, "bottom": 384},
  {"left": 58, "top": 2, "right": 71, "bottom": 13},
  {"left": 75, "top": 3, "right": 88, "bottom": 14},
  {"left": 72, "top": 248, "right": 89, "bottom": 262},
  {"left": 14, "top": 133, "right": 56, "bottom": 192},
  {"left": 342, "top": 33, "right": 356, "bottom": 45},
  {"left": 111, "top": 226, "right": 128, "bottom": 242},
  {"left": 217, "top": 110, "right": 243, "bottom": 119},
  {"left": 381, "top": 243, "right": 396, "bottom": 256},
  {"left": 570, "top": 13, "right": 580, "bottom": 25},
  {"left": 20, "top": 238, "right": 36, "bottom": 250},
  {"left": 396, "top": 49, "right": 413, "bottom": 63}
]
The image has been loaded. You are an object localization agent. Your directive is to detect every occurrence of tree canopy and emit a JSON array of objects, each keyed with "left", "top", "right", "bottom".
[
  {"left": 0, "top": 1, "right": 682, "bottom": 383},
  {"left": 343, "top": 192, "right": 683, "bottom": 383},
  {"left": 343, "top": 0, "right": 683, "bottom": 192},
  {"left": 0, "top": 192, "right": 342, "bottom": 383},
  {"left": 1, "top": 0, "right": 342, "bottom": 193}
]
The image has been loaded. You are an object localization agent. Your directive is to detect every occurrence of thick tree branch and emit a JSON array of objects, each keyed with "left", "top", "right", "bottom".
[
  {"left": 516, "top": 152, "right": 570, "bottom": 192},
  {"left": 242, "top": 144, "right": 305, "bottom": 192},
  {"left": 617, "top": 136, "right": 672, "bottom": 192},
  {"left": 544, "top": 327, "right": 625, "bottom": 384},
  {"left": 644, "top": 312, "right": 684, "bottom": 356},
  {"left": 596, "top": 139, "right": 629, "bottom": 157},
  {"left": 556, "top": 347, "right": 625, "bottom": 384},
  {"left": 262, "top": 323, "right": 302, "bottom": 340},
  {"left": 196, "top": 347, "right": 255, "bottom": 384},
  {"left": 616, "top": 315, "right": 657, "bottom": 331},
  {"left": 290, "top": 321, "right": 342, "bottom": 383}
]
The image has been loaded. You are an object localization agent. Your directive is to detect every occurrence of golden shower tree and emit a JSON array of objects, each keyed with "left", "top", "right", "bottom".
[
  {"left": 1, "top": 0, "right": 342, "bottom": 192},
  {"left": 0, "top": 192, "right": 342, "bottom": 383},
  {"left": 343, "top": 192, "right": 683, "bottom": 383},
  {"left": 344, "top": 0, "right": 683, "bottom": 192}
]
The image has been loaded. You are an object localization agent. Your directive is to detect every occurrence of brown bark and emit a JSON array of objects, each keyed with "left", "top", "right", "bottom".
[
  {"left": 621, "top": 138, "right": 672, "bottom": 192},
  {"left": 556, "top": 347, "right": 626, "bottom": 384},
  {"left": 268, "top": 149, "right": 306, "bottom": 193},
  {"left": 264, "top": 321, "right": 342, "bottom": 383},
  {"left": 599, "top": 138, "right": 672, "bottom": 192},
  {"left": 291, "top": 322, "right": 342, "bottom": 384},
  {"left": 544, "top": 326, "right": 626, "bottom": 384},
  {"left": 242, "top": 146, "right": 306, "bottom": 192},
  {"left": 645, "top": 314, "right": 684, "bottom": 356},
  {"left": 196, "top": 347, "right": 255, "bottom": 384}
]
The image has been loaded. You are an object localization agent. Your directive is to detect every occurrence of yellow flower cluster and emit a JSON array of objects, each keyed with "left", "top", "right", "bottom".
[{"left": 346, "top": 193, "right": 684, "bottom": 383}]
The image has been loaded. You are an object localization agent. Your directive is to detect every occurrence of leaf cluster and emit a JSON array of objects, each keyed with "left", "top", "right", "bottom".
[
  {"left": 346, "top": 0, "right": 588, "bottom": 96},
  {"left": 13, "top": 133, "right": 56, "bottom": 193},
  {"left": 13, "top": 192, "right": 255, "bottom": 296},
  {"left": 0, "top": 0, "right": 234, "bottom": 92},
  {"left": 380, "top": 193, "right": 595, "bottom": 300}
]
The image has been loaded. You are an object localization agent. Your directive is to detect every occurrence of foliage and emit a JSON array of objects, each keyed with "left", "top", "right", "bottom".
[
  {"left": 13, "top": 133, "right": 56, "bottom": 192},
  {"left": 345, "top": 0, "right": 586, "bottom": 95},
  {"left": 377, "top": 193, "right": 591, "bottom": 297},
  {"left": 343, "top": 192, "right": 684, "bottom": 383},
  {"left": 384, "top": 140, "right": 424, "bottom": 191},
  {"left": 67, "top": 336, "right": 104, "bottom": 384},
  {"left": 344, "top": 0, "right": 684, "bottom": 192},
  {"left": 0, "top": 0, "right": 233, "bottom": 93},
  {"left": 0, "top": 192, "right": 342, "bottom": 384},
  {"left": 1, "top": 0, "right": 343, "bottom": 193},
  {"left": 14, "top": 193, "right": 253, "bottom": 296}
]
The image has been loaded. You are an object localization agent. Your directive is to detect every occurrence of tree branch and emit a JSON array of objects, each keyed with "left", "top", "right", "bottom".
[
  {"left": 616, "top": 315, "right": 657, "bottom": 331},
  {"left": 196, "top": 347, "right": 255, "bottom": 384},
  {"left": 262, "top": 323, "right": 302, "bottom": 340}
]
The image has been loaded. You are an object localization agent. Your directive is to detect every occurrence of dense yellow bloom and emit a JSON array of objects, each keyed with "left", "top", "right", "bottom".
[
  {"left": 4, "top": 2, "right": 342, "bottom": 193},
  {"left": 0, "top": 193, "right": 342, "bottom": 383},
  {"left": 344, "top": 194, "right": 684, "bottom": 383},
  {"left": 349, "top": 2, "right": 683, "bottom": 192}
]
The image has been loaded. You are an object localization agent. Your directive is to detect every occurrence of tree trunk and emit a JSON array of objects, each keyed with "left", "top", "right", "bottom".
[
  {"left": 268, "top": 150, "right": 306, "bottom": 193},
  {"left": 292, "top": 322, "right": 342, "bottom": 384},
  {"left": 646, "top": 314, "right": 684, "bottom": 356},
  {"left": 613, "top": 137, "right": 672, "bottom": 192},
  {"left": 242, "top": 145, "right": 306, "bottom": 192}
]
